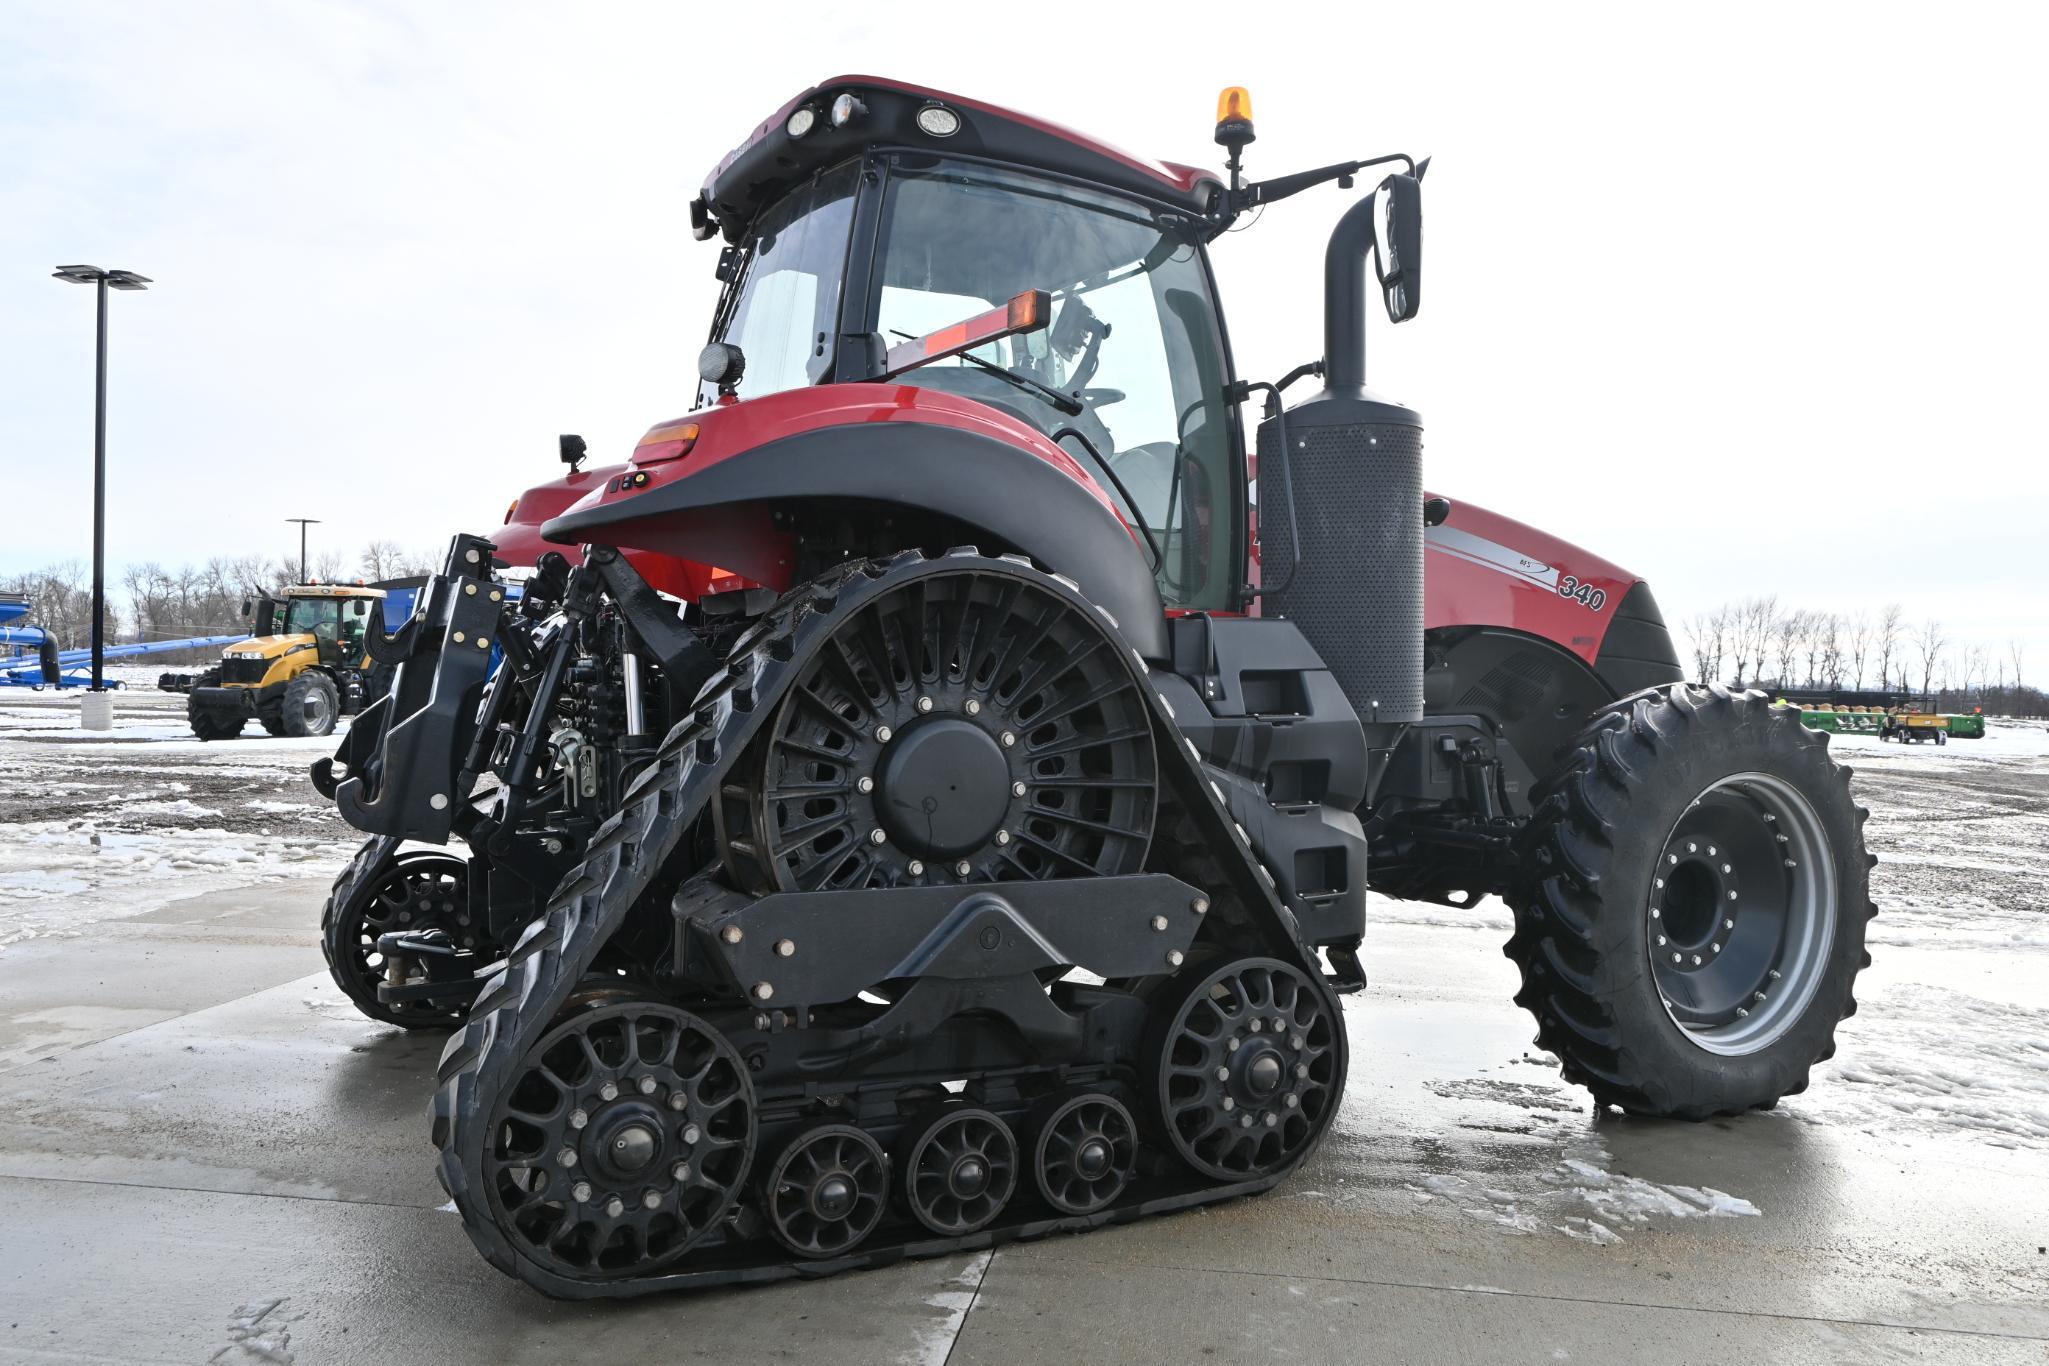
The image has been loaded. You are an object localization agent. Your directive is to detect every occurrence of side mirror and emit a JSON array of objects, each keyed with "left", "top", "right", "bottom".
[
  {"left": 240, "top": 598, "right": 252, "bottom": 618},
  {"left": 1373, "top": 172, "right": 1423, "bottom": 323}
]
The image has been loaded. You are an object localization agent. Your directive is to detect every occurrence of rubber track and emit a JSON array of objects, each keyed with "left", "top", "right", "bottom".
[
  {"left": 429, "top": 549, "right": 1341, "bottom": 1298},
  {"left": 1502, "top": 682, "right": 1877, "bottom": 1119}
]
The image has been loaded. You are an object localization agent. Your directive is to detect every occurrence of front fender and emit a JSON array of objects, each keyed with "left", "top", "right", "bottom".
[{"left": 545, "top": 419, "right": 1170, "bottom": 660}]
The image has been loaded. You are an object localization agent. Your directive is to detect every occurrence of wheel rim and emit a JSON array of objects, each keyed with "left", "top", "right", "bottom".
[
  {"left": 341, "top": 857, "right": 473, "bottom": 1022},
  {"left": 764, "top": 1124, "right": 889, "bottom": 1258},
  {"left": 1155, "top": 959, "right": 1339, "bottom": 1180},
  {"left": 301, "top": 684, "right": 333, "bottom": 732},
  {"left": 484, "top": 1003, "right": 755, "bottom": 1278},
  {"left": 1031, "top": 1093, "right": 1136, "bottom": 1215},
  {"left": 730, "top": 568, "right": 1156, "bottom": 892},
  {"left": 903, "top": 1107, "right": 1017, "bottom": 1235},
  {"left": 1649, "top": 771, "right": 1837, "bottom": 1056}
]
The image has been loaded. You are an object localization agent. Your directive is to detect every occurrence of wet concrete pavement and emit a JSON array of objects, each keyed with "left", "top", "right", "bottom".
[{"left": 1, "top": 708, "right": 2045, "bottom": 1363}]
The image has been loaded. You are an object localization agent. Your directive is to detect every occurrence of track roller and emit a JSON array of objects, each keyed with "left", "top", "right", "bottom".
[
  {"left": 763, "top": 1123, "right": 890, "bottom": 1258},
  {"left": 899, "top": 1105, "right": 1018, "bottom": 1236},
  {"left": 1027, "top": 1092, "right": 1137, "bottom": 1215}
]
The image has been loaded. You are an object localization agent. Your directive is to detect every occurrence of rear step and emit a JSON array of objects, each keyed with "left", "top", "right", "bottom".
[{"left": 375, "top": 930, "right": 490, "bottom": 1007}]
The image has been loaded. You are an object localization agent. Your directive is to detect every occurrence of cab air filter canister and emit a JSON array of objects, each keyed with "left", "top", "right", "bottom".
[{"left": 1256, "top": 389, "right": 1424, "bottom": 725}]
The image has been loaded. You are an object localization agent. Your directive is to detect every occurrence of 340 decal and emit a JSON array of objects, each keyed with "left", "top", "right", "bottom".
[{"left": 1557, "top": 576, "right": 1608, "bottom": 612}]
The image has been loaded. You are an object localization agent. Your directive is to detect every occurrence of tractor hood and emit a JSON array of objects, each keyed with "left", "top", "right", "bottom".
[{"left": 225, "top": 635, "right": 316, "bottom": 660}]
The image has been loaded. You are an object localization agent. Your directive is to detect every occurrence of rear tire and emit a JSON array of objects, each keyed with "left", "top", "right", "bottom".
[
  {"left": 282, "top": 671, "right": 339, "bottom": 737},
  {"left": 1504, "top": 683, "right": 1874, "bottom": 1119}
]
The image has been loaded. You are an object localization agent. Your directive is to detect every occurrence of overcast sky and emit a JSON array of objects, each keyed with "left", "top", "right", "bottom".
[{"left": 3, "top": 2, "right": 2044, "bottom": 673}]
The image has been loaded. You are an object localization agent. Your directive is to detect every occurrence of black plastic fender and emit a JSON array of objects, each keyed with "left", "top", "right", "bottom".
[{"left": 542, "top": 422, "right": 1171, "bottom": 661}]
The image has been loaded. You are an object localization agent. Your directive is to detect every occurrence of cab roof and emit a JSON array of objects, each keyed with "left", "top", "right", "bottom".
[
  {"left": 282, "top": 583, "right": 385, "bottom": 599},
  {"left": 702, "top": 75, "right": 1223, "bottom": 240}
]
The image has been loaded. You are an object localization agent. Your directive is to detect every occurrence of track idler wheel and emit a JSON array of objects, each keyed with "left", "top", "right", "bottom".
[
  {"left": 1151, "top": 958, "right": 1341, "bottom": 1180},
  {"left": 1027, "top": 1092, "right": 1137, "bottom": 1215},
  {"left": 899, "top": 1105, "right": 1018, "bottom": 1236},
  {"left": 482, "top": 1002, "right": 755, "bottom": 1281},
  {"left": 321, "top": 850, "right": 476, "bottom": 1029},
  {"left": 763, "top": 1123, "right": 890, "bottom": 1259}
]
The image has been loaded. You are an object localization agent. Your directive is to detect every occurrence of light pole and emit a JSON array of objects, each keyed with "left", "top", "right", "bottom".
[
  {"left": 286, "top": 518, "right": 322, "bottom": 582},
  {"left": 52, "top": 265, "right": 150, "bottom": 722}
]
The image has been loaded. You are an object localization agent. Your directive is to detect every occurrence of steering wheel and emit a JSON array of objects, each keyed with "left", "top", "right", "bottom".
[{"left": 1076, "top": 388, "right": 1126, "bottom": 408}]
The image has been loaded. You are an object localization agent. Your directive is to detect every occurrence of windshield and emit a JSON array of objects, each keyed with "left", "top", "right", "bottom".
[
  {"left": 701, "top": 161, "right": 860, "bottom": 404},
  {"left": 872, "top": 161, "right": 1238, "bottom": 610}
]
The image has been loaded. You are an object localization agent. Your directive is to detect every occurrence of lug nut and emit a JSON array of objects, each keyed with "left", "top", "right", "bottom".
[
  {"left": 1248, "top": 1018, "right": 1263, "bottom": 1033},
  {"left": 775, "top": 938, "right": 795, "bottom": 957},
  {"left": 558, "top": 1148, "right": 578, "bottom": 1168},
  {"left": 908, "top": 860, "right": 925, "bottom": 876},
  {"left": 1289, "top": 1033, "right": 1304, "bottom": 1050},
  {"left": 681, "top": 1124, "right": 701, "bottom": 1145},
  {"left": 1217, "top": 1066, "right": 1231, "bottom": 1081},
  {"left": 869, "top": 828, "right": 887, "bottom": 845},
  {"left": 599, "top": 1082, "right": 619, "bottom": 1102},
  {"left": 1656, "top": 934, "right": 1667, "bottom": 946},
  {"left": 1227, "top": 1037, "right": 1242, "bottom": 1052},
  {"left": 643, "top": 1190, "right": 662, "bottom": 1210},
  {"left": 1151, "top": 915, "right": 1169, "bottom": 932},
  {"left": 1724, "top": 918, "right": 1735, "bottom": 929},
  {"left": 1284, "top": 1093, "right": 1300, "bottom": 1109},
  {"left": 1667, "top": 854, "right": 1678, "bottom": 866},
  {"left": 956, "top": 860, "right": 972, "bottom": 877},
  {"left": 569, "top": 1109, "right": 588, "bottom": 1130},
  {"left": 1191, "top": 895, "right": 1210, "bottom": 915},
  {"left": 672, "top": 1161, "right": 690, "bottom": 1182},
  {"left": 1294, "top": 1062, "right": 1309, "bottom": 1079},
  {"left": 721, "top": 925, "right": 743, "bottom": 945},
  {"left": 1687, "top": 842, "right": 1698, "bottom": 853},
  {"left": 1737, "top": 1007, "right": 1750, "bottom": 1018},
  {"left": 1222, "top": 1096, "right": 1235, "bottom": 1111},
  {"left": 876, "top": 725, "right": 893, "bottom": 743},
  {"left": 1728, "top": 891, "right": 1739, "bottom": 902},
  {"left": 1167, "top": 949, "right": 1185, "bottom": 967},
  {"left": 1672, "top": 953, "right": 1682, "bottom": 963},
  {"left": 995, "top": 830, "right": 1011, "bottom": 846},
  {"left": 965, "top": 699, "right": 982, "bottom": 716},
  {"left": 1011, "top": 781, "right": 1027, "bottom": 797},
  {"left": 1240, "top": 1113, "right": 1255, "bottom": 1128},
  {"left": 668, "top": 1092, "right": 688, "bottom": 1111},
  {"left": 1691, "top": 955, "right": 1702, "bottom": 965},
  {"left": 1264, "top": 1112, "right": 1279, "bottom": 1128},
  {"left": 1655, "top": 877, "right": 1665, "bottom": 889},
  {"left": 637, "top": 1076, "right": 656, "bottom": 1095},
  {"left": 1000, "top": 731, "right": 1017, "bottom": 747},
  {"left": 1768, "top": 969, "right": 1782, "bottom": 980},
  {"left": 1784, "top": 859, "right": 1797, "bottom": 868},
  {"left": 752, "top": 982, "right": 774, "bottom": 1001},
  {"left": 1755, "top": 991, "right": 1768, "bottom": 1002},
  {"left": 572, "top": 1182, "right": 591, "bottom": 1203},
  {"left": 1650, "top": 907, "right": 1661, "bottom": 919},
  {"left": 1711, "top": 943, "right": 1721, "bottom": 953},
  {"left": 917, "top": 696, "right": 934, "bottom": 713},
  {"left": 1721, "top": 863, "right": 1732, "bottom": 874},
  {"left": 857, "top": 776, "right": 875, "bottom": 793},
  {"left": 1708, "top": 845, "right": 1718, "bottom": 857},
  {"left": 606, "top": 1197, "right": 624, "bottom": 1218}
]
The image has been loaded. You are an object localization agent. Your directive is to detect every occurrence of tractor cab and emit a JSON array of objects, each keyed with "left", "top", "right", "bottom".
[{"left": 693, "top": 84, "right": 1246, "bottom": 611}]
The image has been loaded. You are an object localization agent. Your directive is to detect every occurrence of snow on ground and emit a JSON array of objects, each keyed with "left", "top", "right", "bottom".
[{"left": 0, "top": 673, "right": 360, "bottom": 950}]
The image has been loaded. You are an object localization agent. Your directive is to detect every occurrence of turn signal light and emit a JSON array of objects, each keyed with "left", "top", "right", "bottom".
[{"left": 634, "top": 420, "right": 700, "bottom": 465}]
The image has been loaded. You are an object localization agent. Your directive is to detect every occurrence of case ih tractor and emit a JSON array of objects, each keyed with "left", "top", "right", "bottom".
[
  {"left": 310, "top": 78, "right": 1873, "bottom": 1298},
  {"left": 186, "top": 582, "right": 386, "bottom": 739}
]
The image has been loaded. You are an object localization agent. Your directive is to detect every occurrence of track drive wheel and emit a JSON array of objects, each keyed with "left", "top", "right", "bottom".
[
  {"left": 320, "top": 849, "right": 477, "bottom": 1028},
  {"left": 1505, "top": 683, "right": 1875, "bottom": 1119},
  {"left": 479, "top": 1001, "right": 755, "bottom": 1281},
  {"left": 899, "top": 1105, "right": 1018, "bottom": 1236},
  {"left": 1151, "top": 958, "right": 1342, "bottom": 1180}
]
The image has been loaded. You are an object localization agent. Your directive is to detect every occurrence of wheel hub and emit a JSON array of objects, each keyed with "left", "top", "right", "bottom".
[
  {"left": 812, "top": 1173, "right": 856, "bottom": 1220},
  {"left": 1073, "top": 1137, "right": 1111, "bottom": 1179},
  {"left": 590, "top": 1107, "right": 664, "bottom": 1180},
  {"left": 948, "top": 1154, "right": 990, "bottom": 1198},
  {"left": 876, "top": 718, "right": 1010, "bottom": 858}
]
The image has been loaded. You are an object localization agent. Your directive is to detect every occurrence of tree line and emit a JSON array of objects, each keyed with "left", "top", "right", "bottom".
[
  {"left": 1682, "top": 597, "right": 2043, "bottom": 719},
  {"left": 2, "top": 541, "right": 438, "bottom": 665}
]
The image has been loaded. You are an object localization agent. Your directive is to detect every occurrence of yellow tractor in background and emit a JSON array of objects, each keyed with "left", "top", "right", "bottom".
[{"left": 186, "top": 583, "right": 387, "bottom": 740}]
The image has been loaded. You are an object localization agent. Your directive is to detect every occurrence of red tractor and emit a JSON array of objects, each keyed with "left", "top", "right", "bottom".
[{"left": 312, "top": 78, "right": 1873, "bottom": 1298}]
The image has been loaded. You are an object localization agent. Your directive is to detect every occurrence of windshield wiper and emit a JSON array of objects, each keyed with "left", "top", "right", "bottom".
[{"left": 883, "top": 328, "right": 1081, "bottom": 417}]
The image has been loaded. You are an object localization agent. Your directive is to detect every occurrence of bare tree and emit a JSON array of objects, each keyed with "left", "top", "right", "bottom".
[
  {"left": 2012, "top": 639, "right": 2026, "bottom": 699},
  {"left": 1875, "top": 603, "right": 1904, "bottom": 694},
  {"left": 1818, "top": 613, "right": 1842, "bottom": 688},
  {"left": 1772, "top": 609, "right": 1804, "bottom": 689},
  {"left": 1730, "top": 595, "right": 1778, "bottom": 688},
  {"left": 1913, "top": 618, "right": 1945, "bottom": 706},
  {"left": 1845, "top": 610, "right": 1871, "bottom": 690},
  {"left": 1683, "top": 609, "right": 1727, "bottom": 683}
]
